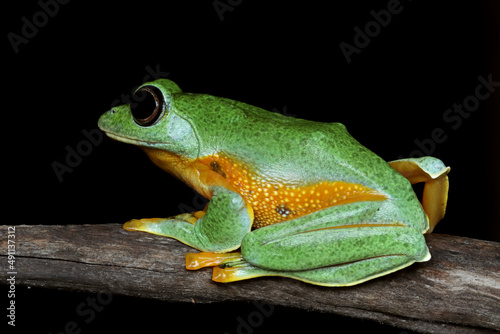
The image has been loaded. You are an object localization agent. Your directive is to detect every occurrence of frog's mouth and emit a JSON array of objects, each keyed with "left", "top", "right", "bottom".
[{"left": 102, "top": 130, "right": 171, "bottom": 147}]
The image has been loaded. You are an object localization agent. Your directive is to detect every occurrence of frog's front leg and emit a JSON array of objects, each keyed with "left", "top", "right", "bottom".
[
  {"left": 123, "top": 186, "right": 253, "bottom": 253},
  {"left": 209, "top": 202, "right": 430, "bottom": 286}
]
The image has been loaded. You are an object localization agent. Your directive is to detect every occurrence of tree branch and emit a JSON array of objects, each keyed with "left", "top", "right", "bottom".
[{"left": 1, "top": 224, "right": 499, "bottom": 333}]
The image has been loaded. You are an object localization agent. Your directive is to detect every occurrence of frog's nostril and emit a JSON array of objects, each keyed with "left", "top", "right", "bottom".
[{"left": 110, "top": 108, "right": 117, "bottom": 114}]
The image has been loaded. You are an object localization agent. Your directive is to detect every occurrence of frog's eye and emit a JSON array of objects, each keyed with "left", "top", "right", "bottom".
[{"left": 131, "top": 86, "right": 165, "bottom": 126}]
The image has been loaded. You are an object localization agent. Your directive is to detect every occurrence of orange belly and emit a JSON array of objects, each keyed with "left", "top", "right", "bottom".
[{"left": 200, "top": 153, "right": 387, "bottom": 229}]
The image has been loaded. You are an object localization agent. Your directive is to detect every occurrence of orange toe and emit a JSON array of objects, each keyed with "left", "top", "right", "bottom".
[
  {"left": 123, "top": 219, "right": 144, "bottom": 231},
  {"left": 185, "top": 252, "right": 242, "bottom": 270},
  {"left": 212, "top": 267, "right": 238, "bottom": 283},
  {"left": 212, "top": 265, "right": 264, "bottom": 283},
  {"left": 123, "top": 218, "right": 162, "bottom": 231}
]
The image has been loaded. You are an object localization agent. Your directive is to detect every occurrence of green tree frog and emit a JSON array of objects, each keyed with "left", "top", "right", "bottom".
[{"left": 98, "top": 79, "right": 450, "bottom": 286}]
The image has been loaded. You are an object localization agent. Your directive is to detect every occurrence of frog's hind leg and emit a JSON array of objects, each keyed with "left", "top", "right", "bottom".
[
  {"left": 389, "top": 157, "right": 450, "bottom": 233},
  {"left": 212, "top": 224, "right": 429, "bottom": 286},
  {"left": 210, "top": 202, "right": 430, "bottom": 286}
]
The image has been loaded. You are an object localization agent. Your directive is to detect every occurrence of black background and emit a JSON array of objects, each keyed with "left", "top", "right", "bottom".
[{"left": 5, "top": 0, "right": 499, "bottom": 333}]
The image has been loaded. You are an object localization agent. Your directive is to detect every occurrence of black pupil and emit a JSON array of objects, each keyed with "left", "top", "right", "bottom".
[{"left": 131, "top": 87, "right": 162, "bottom": 125}]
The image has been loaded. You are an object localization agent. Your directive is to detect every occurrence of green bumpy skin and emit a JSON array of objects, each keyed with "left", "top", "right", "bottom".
[{"left": 98, "top": 79, "right": 450, "bottom": 286}]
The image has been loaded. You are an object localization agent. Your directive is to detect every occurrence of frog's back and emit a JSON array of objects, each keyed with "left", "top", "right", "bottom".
[{"left": 174, "top": 94, "right": 399, "bottom": 188}]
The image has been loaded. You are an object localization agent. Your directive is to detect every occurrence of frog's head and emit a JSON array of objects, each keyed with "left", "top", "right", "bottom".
[{"left": 98, "top": 79, "right": 198, "bottom": 157}]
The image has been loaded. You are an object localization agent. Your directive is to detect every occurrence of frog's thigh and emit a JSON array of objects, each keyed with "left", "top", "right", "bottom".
[
  {"left": 242, "top": 224, "right": 429, "bottom": 271},
  {"left": 220, "top": 204, "right": 430, "bottom": 286},
  {"left": 389, "top": 157, "right": 450, "bottom": 233},
  {"left": 123, "top": 186, "right": 252, "bottom": 253}
]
